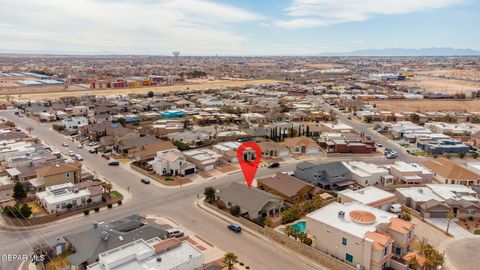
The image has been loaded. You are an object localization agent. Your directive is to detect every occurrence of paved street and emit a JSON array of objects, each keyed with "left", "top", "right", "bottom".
[
  {"left": 0, "top": 110, "right": 320, "bottom": 270},
  {"left": 445, "top": 238, "right": 480, "bottom": 270}
]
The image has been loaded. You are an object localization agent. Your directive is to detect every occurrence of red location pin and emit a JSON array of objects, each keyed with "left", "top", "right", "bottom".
[{"left": 237, "top": 142, "right": 262, "bottom": 189}]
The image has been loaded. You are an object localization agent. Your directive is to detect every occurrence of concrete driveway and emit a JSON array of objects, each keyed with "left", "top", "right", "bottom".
[{"left": 425, "top": 218, "right": 473, "bottom": 239}]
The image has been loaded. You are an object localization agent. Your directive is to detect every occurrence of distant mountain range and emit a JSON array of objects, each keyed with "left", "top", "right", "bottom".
[{"left": 317, "top": 47, "right": 480, "bottom": 57}]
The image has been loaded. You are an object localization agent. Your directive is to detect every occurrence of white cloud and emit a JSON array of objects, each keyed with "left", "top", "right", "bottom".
[
  {"left": 275, "top": 0, "right": 465, "bottom": 29},
  {"left": 0, "top": 0, "right": 263, "bottom": 54}
]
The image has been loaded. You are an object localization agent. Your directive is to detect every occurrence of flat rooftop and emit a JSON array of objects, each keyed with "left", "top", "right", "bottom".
[
  {"left": 338, "top": 186, "right": 395, "bottom": 205},
  {"left": 307, "top": 202, "right": 397, "bottom": 239}
]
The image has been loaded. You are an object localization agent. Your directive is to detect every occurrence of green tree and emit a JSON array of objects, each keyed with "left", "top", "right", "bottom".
[
  {"left": 401, "top": 208, "right": 412, "bottom": 222},
  {"left": 174, "top": 140, "right": 190, "bottom": 151},
  {"left": 446, "top": 210, "right": 455, "bottom": 235},
  {"left": 204, "top": 186, "right": 216, "bottom": 203},
  {"left": 409, "top": 113, "right": 420, "bottom": 123},
  {"left": 12, "top": 181, "right": 27, "bottom": 201},
  {"left": 147, "top": 91, "right": 154, "bottom": 98},
  {"left": 408, "top": 255, "right": 420, "bottom": 270},
  {"left": 20, "top": 203, "right": 32, "bottom": 218},
  {"left": 224, "top": 252, "right": 238, "bottom": 270},
  {"left": 229, "top": 205, "right": 240, "bottom": 216},
  {"left": 305, "top": 125, "right": 310, "bottom": 137},
  {"left": 459, "top": 152, "right": 466, "bottom": 159},
  {"left": 473, "top": 152, "right": 479, "bottom": 159}
]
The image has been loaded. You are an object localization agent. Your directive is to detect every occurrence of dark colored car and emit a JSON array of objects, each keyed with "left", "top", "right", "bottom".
[
  {"left": 228, "top": 223, "right": 241, "bottom": 233},
  {"left": 267, "top": 162, "right": 280, "bottom": 168},
  {"left": 108, "top": 160, "right": 120, "bottom": 166},
  {"left": 141, "top": 178, "right": 151, "bottom": 184}
]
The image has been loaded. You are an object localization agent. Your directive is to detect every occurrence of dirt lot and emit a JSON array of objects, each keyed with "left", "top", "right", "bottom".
[
  {"left": 396, "top": 75, "right": 480, "bottom": 94},
  {"left": 373, "top": 99, "right": 480, "bottom": 113},
  {"left": 0, "top": 79, "right": 281, "bottom": 100}
]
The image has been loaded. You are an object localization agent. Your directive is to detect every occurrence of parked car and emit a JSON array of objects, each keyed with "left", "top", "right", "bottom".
[
  {"left": 386, "top": 153, "right": 397, "bottom": 159},
  {"left": 77, "top": 144, "right": 83, "bottom": 149},
  {"left": 108, "top": 160, "right": 120, "bottom": 166},
  {"left": 365, "top": 135, "right": 372, "bottom": 140},
  {"left": 75, "top": 154, "right": 83, "bottom": 161},
  {"left": 61, "top": 142, "right": 69, "bottom": 147},
  {"left": 375, "top": 142, "right": 383, "bottom": 147},
  {"left": 67, "top": 151, "right": 75, "bottom": 157},
  {"left": 228, "top": 223, "right": 241, "bottom": 233},
  {"left": 389, "top": 204, "right": 402, "bottom": 213},
  {"left": 88, "top": 148, "right": 97, "bottom": 154},
  {"left": 347, "top": 116, "right": 352, "bottom": 120},
  {"left": 140, "top": 178, "right": 150, "bottom": 184},
  {"left": 88, "top": 142, "right": 98, "bottom": 147},
  {"left": 267, "top": 162, "right": 280, "bottom": 168},
  {"left": 167, "top": 228, "right": 184, "bottom": 238}
]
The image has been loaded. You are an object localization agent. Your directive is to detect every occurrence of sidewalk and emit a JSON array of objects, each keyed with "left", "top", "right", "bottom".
[{"left": 195, "top": 197, "right": 330, "bottom": 270}]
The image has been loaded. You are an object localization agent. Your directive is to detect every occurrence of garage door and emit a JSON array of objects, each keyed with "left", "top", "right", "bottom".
[
  {"left": 204, "top": 165, "right": 215, "bottom": 171},
  {"left": 184, "top": 168, "right": 195, "bottom": 175},
  {"left": 429, "top": 211, "right": 448, "bottom": 218}
]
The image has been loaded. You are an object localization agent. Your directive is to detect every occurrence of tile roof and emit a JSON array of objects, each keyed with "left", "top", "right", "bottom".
[
  {"left": 257, "top": 173, "right": 317, "bottom": 198},
  {"left": 423, "top": 158, "right": 480, "bottom": 181},
  {"left": 36, "top": 162, "right": 81, "bottom": 177},
  {"left": 388, "top": 218, "right": 415, "bottom": 234}
]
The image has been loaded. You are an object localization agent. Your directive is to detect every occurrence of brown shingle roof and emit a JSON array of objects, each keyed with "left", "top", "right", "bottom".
[
  {"left": 257, "top": 173, "right": 316, "bottom": 198},
  {"left": 282, "top": 136, "right": 319, "bottom": 148},
  {"left": 423, "top": 158, "right": 480, "bottom": 181},
  {"left": 36, "top": 162, "right": 81, "bottom": 177}
]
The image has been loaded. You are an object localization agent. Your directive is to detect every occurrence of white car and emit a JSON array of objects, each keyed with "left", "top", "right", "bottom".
[
  {"left": 77, "top": 144, "right": 83, "bottom": 149},
  {"left": 61, "top": 142, "right": 69, "bottom": 147},
  {"left": 75, "top": 154, "right": 83, "bottom": 161},
  {"left": 67, "top": 151, "right": 75, "bottom": 157},
  {"left": 88, "top": 142, "right": 98, "bottom": 147},
  {"left": 389, "top": 204, "right": 402, "bottom": 213}
]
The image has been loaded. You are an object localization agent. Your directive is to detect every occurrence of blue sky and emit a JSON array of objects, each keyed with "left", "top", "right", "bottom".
[{"left": 0, "top": 0, "right": 478, "bottom": 55}]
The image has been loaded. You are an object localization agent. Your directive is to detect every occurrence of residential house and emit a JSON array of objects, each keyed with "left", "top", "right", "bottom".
[
  {"left": 256, "top": 173, "right": 322, "bottom": 204},
  {"left": 282, "top": 136, "right": 320, "bottom": 155},
  {"left": 166, "top": 130, "right": 211, "bottom": 146},
  {"left": 62, "top": 117, "right": 88, "bottom": 134},
  {"left": 182, "top": 148, "right": 222, "bottom": 171},
  {"left": 294, "top": 161, "right": 353, "bottom": 190},
  {"left": 213, "top": 141, "right": 257, "bottom": 163},
  {"left": 35, "top": 162, "right": 82, "bottom": 188},
  {"left": 422, "top": 158, "right": 480, "bottom": 186},
  {"left": 86, "top": 237, "right": 204, "bottom": 270},
  {"left": 132, "top": 140, "right": 176, "bottom": 161},
  {"left": 306, "top": 202, "right": 416, "bottom": 270},
  {"left": 384, "top": 161, "right": 433, "bottom": 185},
  {"left": 343, "top": 161, "right": 391, "bottom": 186},
  {"left": 338, "top": 186, "right": 397, "bottom": 211},
  {"left": 117, "top": 135, "right": 158, "bottom": 156},
  {"left": 216, "top": 182, "right": 284, "bottom": 220},
  {"left": 257, "top": 141, "right": 289, "bottom": 158},
  {"left": 64, "top": 215, "right": 168, "bottom": 269},
  {"left": 35, "top": 181, "right": 102, "bottom": 214},
  {"left": 396, "top": 184, "right": 480, "bottom": 218},
  {"left": 149, "top": 149, "right": 196, "bottom": 176}
]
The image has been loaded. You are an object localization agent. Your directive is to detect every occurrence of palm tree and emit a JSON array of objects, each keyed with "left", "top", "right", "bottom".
[
  {"left": 408, "top": 255, "right": 420, "bottom": 269},
  {"left": 101, "top": 182, "right": 113, "bottom": 197},
  {"left": 446, "top": 210, "right": 455, "bottom": 235},
  {"left": 224, "top": 252, "right": 237, "bottom": 270}
]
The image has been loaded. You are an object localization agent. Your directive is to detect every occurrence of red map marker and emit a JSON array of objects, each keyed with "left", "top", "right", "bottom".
[{"left": 237, "top": 142, "right": 262, "bottom": 189}]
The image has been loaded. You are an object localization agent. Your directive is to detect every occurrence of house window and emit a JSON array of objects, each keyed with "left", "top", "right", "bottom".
[
  {"left": 66, "top": 172, "right": 70, "bottom": 177},
  {"left": 408, "top": 230, "right": 413, "bottom": 239},
  {"left": 342, "top": 237, "right": 347, "bottom": 246},
  {"left": 345, "top": 253, "right": 353, "bottom": 263},
  {"left": 466, "top": 209, "right": 475, "bottom": 216},
  {"left": 395, "top": 247, "right": 402, "bottom": 255},
  {"left": 56, "top": 204, "right": 60, "bottom": 209},
  {"left": 384, "top": 246, "right": 388, "bottom": 256}
]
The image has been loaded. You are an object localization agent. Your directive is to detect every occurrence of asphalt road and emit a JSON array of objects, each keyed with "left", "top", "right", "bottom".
[
  {"left": 445, "top": 238, "right": 480, "bottom": 270},
  {"left": 0, "top": 110, "right": 320, "bottom": 270}
]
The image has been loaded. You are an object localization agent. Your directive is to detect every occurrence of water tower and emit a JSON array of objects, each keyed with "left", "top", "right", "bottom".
[{"left": 172, "top": 51, "right": 180, "bottom": 61}]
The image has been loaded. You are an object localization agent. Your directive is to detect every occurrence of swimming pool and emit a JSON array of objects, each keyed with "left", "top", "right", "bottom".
[{"left": 279, "top": 221, "right": 307, "bottom": 233}]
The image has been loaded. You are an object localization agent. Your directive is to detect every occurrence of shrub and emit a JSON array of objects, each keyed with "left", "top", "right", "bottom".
[
  {"left": 86, "top": 198, "right": 92, "bottom": 204},
  {"left": 94, "top": 207, "right": 100, "bottom": 212},
  {"left": 239, "top": 262, "right": 244, "bottom": 266},
  {"left": 229, "top": 205, "right": 241, "bottom": 216},
  {"left": 204, "top": 186, "right": 216, "bottom": 203},
  {"left": 217, "top": 200, "right": 225, "bottom": 210},
  {"left": 66, "top": 203, "right": 73, "bottom": 210},
  {"left": 83, "top": 210, "right": 90, "bottom": 215},
  {"left": 117, "top": 200, "right": 122, "bottom": 205},
  {"left": 469, "top": 216, "right": 474, "bottom": 221},
  {"left": 245, "top": 267, "right": 250, "bottom": 269},
  {"left": 107, "top": 204, "right": 113, "bottom": 209},
  {"left": 303, "top": 237, "right": 313, "bottom": 246}
]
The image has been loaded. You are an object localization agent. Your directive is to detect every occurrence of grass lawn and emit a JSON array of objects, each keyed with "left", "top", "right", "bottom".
[
  {"left": 45, "top": 250, "right": 71, "bottom": 270},
  {"left": 111, "top": 190, "right": 123, "bottom": 198},
  {"left": 474, "top": 229, "right": 480, "bottom": 235}
]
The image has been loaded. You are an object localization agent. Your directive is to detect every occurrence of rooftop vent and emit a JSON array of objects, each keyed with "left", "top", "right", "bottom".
[
  {"left": 91, "top": 221, "right": 98, "bottom": 230},
  {"left": 156, "top": 257, "right": 162, "bottom": 263},
  {"left": 418, "top": 189, "right": 423, "bottom": 193},
  {"left": 338, "top": 211, "right": 345, "bottom": 219}
]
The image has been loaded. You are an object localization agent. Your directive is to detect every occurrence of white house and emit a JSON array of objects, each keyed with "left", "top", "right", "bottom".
[
  {"left": 62, "top": 116, "right": 88, "bottom": 134},
  {"left": 306, "top": 202, "right": 416, "bottom": 270},
  {"left": 39, "top": 112, "right": 57, "bottom": 121},
  {"left": 35, "top": 182, "right": 102, "bottom": 214},
  {"left": 149, "top": 149, "right": 196, "bottom": 176},
  {"left": 338, "top": 186, "right": 397, "bottom": 211},
  {"left": 342, "top": 161, "right": 391, "bottom": 186},
  {"left": 87, "top": 237, "right": 204, "bottom": 270}
]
